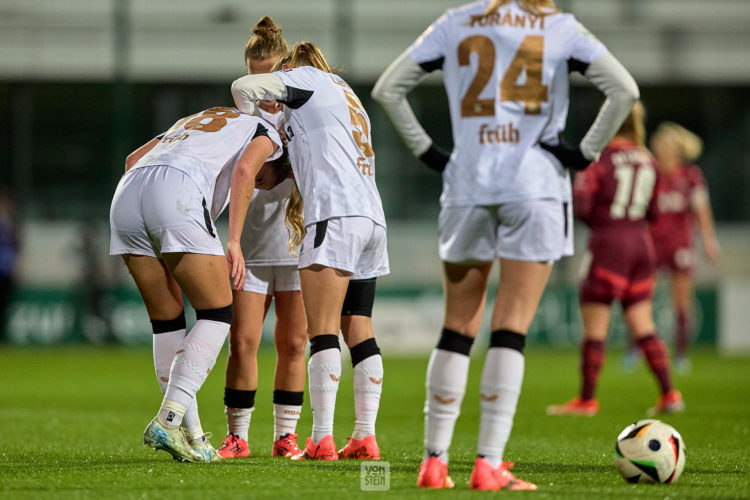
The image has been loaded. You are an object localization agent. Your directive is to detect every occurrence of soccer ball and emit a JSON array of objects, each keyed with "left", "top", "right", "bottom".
[{"left": 614, "top": 419, "right": 686, "bottom": 484}]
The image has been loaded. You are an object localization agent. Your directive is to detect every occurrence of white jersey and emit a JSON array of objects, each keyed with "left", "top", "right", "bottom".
[
  {"left": 132, "top": 107, "right": 283, "bottom": 220},
  {"left": 233, "top": 67, "right": 386, "bottom": 227},
  {"left": 408, "top": 0, "right": 607, "bottom": 206},
  {"left": 258, "top": 107, "right": 285, "bottom": 131},
  {"left": 241, "top": 108, "right": 298, "bottom": 265},
  {"left": 279, "top": 67, "right": 385, "bottom": 226},
  {"left": 241, "top": 178, "right": 298, "bottom": 265}
]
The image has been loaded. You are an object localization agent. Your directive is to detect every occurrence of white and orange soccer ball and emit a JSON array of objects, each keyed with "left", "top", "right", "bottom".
[{"left": 614, "top": 419, "right": 686, "bottom": 484}]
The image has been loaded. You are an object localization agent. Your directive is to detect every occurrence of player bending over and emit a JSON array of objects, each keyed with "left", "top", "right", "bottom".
[{"left": 110, "top": 106, "right": 284, "bottom": 462}]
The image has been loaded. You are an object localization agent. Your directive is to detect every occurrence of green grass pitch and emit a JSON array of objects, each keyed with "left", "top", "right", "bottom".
[{"left": 1, "top": 346, "right": 748, "bottom": 499}]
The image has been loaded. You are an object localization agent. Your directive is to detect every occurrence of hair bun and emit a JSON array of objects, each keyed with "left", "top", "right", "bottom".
[{"left": 252, "top": 16, "right": 282, "bottom": 36}]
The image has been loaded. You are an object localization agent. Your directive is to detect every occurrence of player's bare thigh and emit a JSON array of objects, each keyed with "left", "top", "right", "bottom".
[
  {"left": 299, "top": 264, "right": 350, "bottom": 336},
  {"left": 490, "top": 258, "right": 553, "bottom": 334},
  {"left": 122, "top": 255, "right": 183, "bottom": 320},
  {"left": 273, "top": 290, "right": 307, "bottom": 357},
  {"left": 442, "top": 261, "right": 492, "bottom": 338},
  {"left": 161, "top": 252, "right": 233, "bottom": 310}
]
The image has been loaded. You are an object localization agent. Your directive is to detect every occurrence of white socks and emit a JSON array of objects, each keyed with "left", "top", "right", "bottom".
[
  {"left": 152, "top": 328, "right": 205, "bottom": 439},
  {"left": 160, "top": 317, "right": 230, "bottom": 427},
  {"left": 424, "top": 348, "right": 470, "bottom": 462},
  {"left": 273, "top": 404, "right": 302, "bottom": 440},
  {"left": 158, "top": 400, "right": 187, "bottom": 427},
  {"left": 422, "top": 328, "right": 526, "bottom": 466},
  {"left": 352, "top": 354, "right": 383, "bottom": 439},
  {"left": 308, "top": 337, "right": 341, "bottom": 444},
  {"left": 226, "top": 407, "right": 254, "bottom": 442},
  {"left": 477, "top": 346, "right": 525, "bottom": 467},
  {"left": 153, "top": 329, "right": 184, "bottom": 393},
  {"left": 307, "top": 336, "right": 384, "bottom": 444}
]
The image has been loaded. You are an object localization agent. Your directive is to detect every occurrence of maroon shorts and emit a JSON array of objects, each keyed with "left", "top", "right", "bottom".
[
  {"left": 653, "top": 243, "right": 696, "bottom": 274},
  {"left": 580, "top": 229, "right": 657, "bottom": 309}
]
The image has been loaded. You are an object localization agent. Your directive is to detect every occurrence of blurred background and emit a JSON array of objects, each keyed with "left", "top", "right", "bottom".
[{"left": 0, "top": 0, "right": 748, "bottom": 353}]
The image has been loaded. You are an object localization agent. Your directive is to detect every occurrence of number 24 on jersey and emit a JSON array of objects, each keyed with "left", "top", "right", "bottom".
[{"left": 459, "top": 35, "right": 548, "bottom": 116}]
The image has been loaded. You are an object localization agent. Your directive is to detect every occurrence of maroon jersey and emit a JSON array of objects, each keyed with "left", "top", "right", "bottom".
[
  {"left": 649, "top": 164, "right": 706, "bottom": 272},
  {"left": 574, "top": 140, "right": 658, "bottom": 307},
  {"left": 573, "top": 140, "right": 658, "bottom": 231}
]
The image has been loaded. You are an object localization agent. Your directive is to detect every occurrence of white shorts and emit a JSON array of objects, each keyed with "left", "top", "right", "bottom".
[
  {"left": 438, "top": 200, "right": 573, "bottom": 263},
  {"left": 299, "top": 216, "right": 390, "bottom": 280},
  {"left": 109, "top": 165, "right": 224, "bottom": 258},
  {"left": 243, "top": 264, "right": 301, "bottom": 294}
]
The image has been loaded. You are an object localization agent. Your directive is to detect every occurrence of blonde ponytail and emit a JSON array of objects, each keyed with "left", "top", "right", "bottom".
[
  {"left": 288, "top": 42, "right": 332, "bottom": 73},
  {"left": 285, "top": 181, "right": 305, "bottom": 257}
]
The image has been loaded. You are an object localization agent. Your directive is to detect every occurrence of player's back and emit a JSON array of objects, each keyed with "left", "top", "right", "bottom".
[
  {"left": 576, "top": 141, "right": 658, "bottom": 282},
  {"left": 134, "top": 107, "right": 275, "bottom": 219},
  {"left": 275, "top": 66, "right": 385, "bottom": 226},
  {"left": 138, "top": 107, "right": 260, "bottom": 173},
  {"left": 409, "top": 0, "right": 608, "bottom": 205},
  {"left": 574, "top": 140, "right": 657, "bottom": 233}
]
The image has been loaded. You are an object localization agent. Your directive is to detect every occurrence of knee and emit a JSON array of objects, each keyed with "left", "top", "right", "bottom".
[
  {"left": 276, "top": 333, "right": 307, "bottom": 361},
  {"left": 229, "top": 333, "right": 260, "bottom": 358}
]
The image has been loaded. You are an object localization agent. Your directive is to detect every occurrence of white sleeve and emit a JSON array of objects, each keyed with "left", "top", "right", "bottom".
[
  {"left": 579, "top": 52, "right": 640, "bottom": 160},
  {"left": 231, "top": 74, "right": 288, "bottom": 116},
  {"left": 371, "top": 51, "right": 434, "bottom": 157}
]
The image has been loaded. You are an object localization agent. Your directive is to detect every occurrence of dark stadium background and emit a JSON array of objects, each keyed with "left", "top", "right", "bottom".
[{"left": 0, "top": 0, "right": 747, "bottom": 351}]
